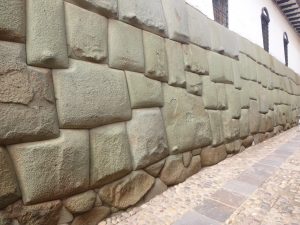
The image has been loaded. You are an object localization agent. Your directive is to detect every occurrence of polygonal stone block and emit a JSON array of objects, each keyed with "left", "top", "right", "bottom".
[
  {"left": 65, "top": 2, "right": 108, "bottom": 63},
  {"left": 220, "top": 27, "right": 239, "bottom": 59},
  {"left": 161, "top": 0, "right": 190, "bottom": 43},
  {"left": 108, "top": 20, "right": 144, "bottom": 73},
  {"left": 201, "top": 145, "right": 227, "bottom": 167},
  {"left": 202, "top": 77, "right": 227, "bottom": 110},
  {"left": 208, "top": 20, "right": 224, "bottom": 53},
  {"left": 185, "top": 72, "right": 202, "bottom": 96},
  {"left": 207, "top": 110, "right": 224, "bottom": 146},
  {"left": 90, "top": 123, "right": 132, "bottom": 187},
  {"left": 249, "top": 100, "right": 260, "bottom": 134},
  {"left": 239, "top": 109, "right": 250, "bottom": 138},
  {"left": 26, "top": 0, "right": 68, "bottom": 68},
  {"left": 240, "top": 79, "right": 250, "bottom": 109},
  {"left": 247, "top": 80, "right": 259, "bottom": 100},
  {"left": 258, "top": 86, "right": 269, "bottom": 114},
  {"left": 165, "top": 39, "right": 186, "bottom": 87},
  {"left": 222, "top": 111, "right": 240, "bottom": 142},
  {"left": 0, "top": 41, "right": 59, "bottom": 145},
  {"left": 225, "top": 84, "right": 241, "bottom": 119},
  {"left": 162, "top": 84, "right": 212, "bottom": 154},
  {"left": 8, "top": 130, "right": 90, "bottom": 204},
  {"left": 143, "top": 31, "right": 168, "bottom": 82},
  {"left": 118, "top": 0, "right": 167, "bottom": 37},
  {"left": 127, "top": 108, "right": 169, "bottom": 169},
  {"left": 233, "top": 60, "right": 242, "bottom": 89},
  {"left": 0, "top": 0, "right": 25, "bottom": 43},
  {"left": 53, "top": 59, "right": 131, "bottom": 129},
  {"left": 126, "top": 71, "right": 163, "bottom": 109}
]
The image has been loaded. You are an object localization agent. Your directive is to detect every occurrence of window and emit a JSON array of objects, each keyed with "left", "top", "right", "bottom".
[
  {"left": 261, "top": 7, "right": 270, "bottom": 52},
  {"left": 283, "top": 32, "right": 289, "bottom": 66},
  {"left": 212, "top": 0, "right": 228, "bottom": 27}
]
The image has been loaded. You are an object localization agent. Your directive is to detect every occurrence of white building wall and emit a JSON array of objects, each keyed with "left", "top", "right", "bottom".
[{"left": 186, "top": 0, "right": 300, "bottom": 74}]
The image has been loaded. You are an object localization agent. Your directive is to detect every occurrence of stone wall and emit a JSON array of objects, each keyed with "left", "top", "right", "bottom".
[{"left": 1, "top": 0, "right": 300, "bottom": 224}]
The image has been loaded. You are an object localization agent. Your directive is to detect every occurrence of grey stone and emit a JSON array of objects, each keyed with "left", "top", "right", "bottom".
[
  {"left": 249, "top": 100, "right": 260, "bottom": 134},
  {"left": 143, "top": 178, "right": 167, "bottom": 202},
  {"left": 233, "top": 60, "right": 242, "bottom": 89},
  {"left": 99, "top": 171, "right": 155, "bottom": 209},
  {"left": 71, "top": 207, "right": 110, "bottom": 225},
  {"left": 165, "top": 39, "right": 186, "bottom": 87},
  {"left": 0, "top": 147, "right": 20, "bottom": 209},
  {"left": 8, "top": 130, "right": 90, "bottom": 204},
  {"left": 183, "top": 44, "right": 209, "bottom": 75},
  {"left": 183, "top": 152, "right": 193, "bottom": 167},
  {"left": 0, "top": 42, "right": 59, "bottom": 145},
  {"left": 127, "top": 108, "right": 168, "bottom": 169},
  {"left": 26, "top": 0, "right": 68, "bottom": 68},
  {"left": 64, "top": 2, "right": 108, "bottom": 63},
  {"left": 185, "top": 72, "right": 203, "bottom": 96},
  {"left": 126, "top": 71, "right": 163, "bottom": 108},
  {"left": 208, "top": 19, "right": 224, "bottom": 53},
  {"left": 143, "top": 31, "right": 168, "bottom": 82},
  {"left": 225, "top": 84, "right": 241, "bottom": 119},
  {"left": 108, "top": 19, "right": 144, "bottom": 73},
  {"left": 0, "top": 0, "right": 25, "bottom": 42},
  {"left": 258, "top": 86, "right": 269, "bottom": 114},
  {"left": 239, "top": 109, "right": 250, "bottom": 138},
  {"left": 225, "top": 140, "right": 241, "bottom": 154},
  {"left": 90, "top": 123, "right": 132, "bottom": 187},
  {"left": 53, "top": 59, "right": 131, "bottom": 129},
  {"left": 207, "top": 110, "right": 224, "bottom": 146},
  {"left": 162, "top": 84, "right": 212, "bottom": 154},
  {"left": 118, "top": 0, "right": 167, "bottom": 37},
  {"left": 240, "top": 79, "right": 250, "bottom": 109},
  {"left": 144, "top": 159, "right": 165, "bottom": 177},
  {"left": 217, "top": 83, "right": 228, "bottom": 110},
  {"left": 247, "top": 80, "right": 259, "bottom": 100},
  {"left": 222, "top": 111, "right": 240, "bottom": 142},
  {"left": 220, "top": 26, "right": 239, "bottom": 58},
  {"left": 58, "top": 207, "right": 73, "bottom": 224},
  {"left": 201, "top": 145, "right": 227, "bottom": 167},
  {"left": 161, "top": 0, "right": 190, "bottom": 43},
  {"left": 64, "top": 191, "right": 96, "bottom": 214}
]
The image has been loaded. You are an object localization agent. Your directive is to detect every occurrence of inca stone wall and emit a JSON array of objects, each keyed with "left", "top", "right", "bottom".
[{"left": 1, "top": 0, "right": 300, "bottom": 224}]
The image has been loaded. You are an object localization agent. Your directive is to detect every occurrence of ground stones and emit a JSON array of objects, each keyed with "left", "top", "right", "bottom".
[{"left": 63, "top": 191, "right": 96, "bottom": 214}]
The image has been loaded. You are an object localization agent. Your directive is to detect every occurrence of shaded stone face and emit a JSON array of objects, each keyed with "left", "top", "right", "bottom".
[
  {"left": 207, "top": 110, "right": 224, "bottom": 146},
  {"left": 201, "top": 145, "right": 227, "bottom": 167},
  {"left": 183, "top": 44, "right": 209, "bottom": 75},
  {"left": 185, "top": 72, "right": 203, "bottom": 96},
  {"left": 63, "top": 190, "right": 96, "bottom": 214}
]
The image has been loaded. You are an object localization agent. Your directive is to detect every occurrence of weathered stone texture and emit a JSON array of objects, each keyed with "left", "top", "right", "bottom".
[
  {"left": 202, "top": 77, "right": 227, "bottom": 110},
  {"left": 162, "top": 85, "right": 212, "bottom": 154},
  {"left": 201, "top": 145, "right": 227, "bottom": 167},
  {"left": 126, "top": 71, "right": 163, "bottom": 108},
  {"left": 53, "top": 60, "right": 131, "bottom": 128},
  {"left": 58, "top": 206, "right": 73, "bottom": 224},
  {"left": 65, "top": 2, "right": 108, "bottom": 62},
  {"left": 225, "top": 84, "right": 241, "bottom": 119},
  {"left": 26, "top": 0, "right": 68, "bottom": 68},
  {"left": 144, "top": 159, "right": 165, "bottom": 177},
  {"left": 127, "top": 108, "right": 168, "bottom": 169},
  {"left": 0, "top": 42, "right": 59, "bottom": 145},
  {"left": 222, "top": 111, "right": 240, "bottom": 142},
  {"left": 207, "top": 110, "right": 224, "bottom": 146},
  {"left": 183, "top": 44, "right": 209, "bottom": 75},
  {"left": 239, "top": 109, "right": 250, "bottom": 138},
  {"left": 8, "top": 130, "right": 90, "bottom": 204},
  {"left": 63, "top": 191, "right": 96, "bottom": 214},
  {"left": 71, "top": 207, "right": 110, "bottom": 225},
  {"left": 90, "top": 123, "right": 132, "bottom": 187},
  {"left": 249, "top": 100, "right": 261, "bottom": 134},
  {"left": 143, "top": 178, "right": 168, "bottom": 202},
  {"left": 185, "top": 72, "right": 203, "bottom": 96}
]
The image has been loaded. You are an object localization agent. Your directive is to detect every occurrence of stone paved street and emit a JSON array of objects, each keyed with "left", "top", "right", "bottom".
[{"left": 100, "top": 127, "right": 300, "bottom": 225}]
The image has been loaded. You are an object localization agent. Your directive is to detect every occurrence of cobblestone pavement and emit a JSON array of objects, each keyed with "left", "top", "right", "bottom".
[{"left": 100, "top": 128, "right": 300, "bottom": 225}]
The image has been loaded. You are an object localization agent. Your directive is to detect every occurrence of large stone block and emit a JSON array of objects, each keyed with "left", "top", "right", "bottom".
[
  {"left": 90, "top": 123, "right": 132, "bottom": 187},
  {"left": 161, "top": 0, "right": 189, "bottom": 43},
  {"left": 240, "top": 79, "right": 250, "bottom": 109},
  {"left": 185, "top": 72, "right": 202, "bottom": 96},
  {"left": 0, "top": 42, "right": 59, "bottom": 145},
  {"left": 202, "top": 77, "right": 227, "bottom": 110},
  {"left": 207, "top": 110, "right": 224, "bottom": 146},
  {"left": 143, "top": 31, "right": 168, "bottom": 82},
  {"left": 225, "top": 84, "right": 241, "bottom": 119},
  {"left": 63, "top": 190, "right": 96, "bottom": 214},
  {"left": 118, "top": 0, "right": 167, "bottom": 37},
  {"left": 108, "top": 20, "right": 144, "bottom": 73},
  {"left": 0, "top": 0, "right": 25, "bottom": 43},
  {"left": 165, "top": 39, "right": 186, "bottom": 87},
  {"left": 52, "top": 59, "right": 131, "bottom": 128},
  {"left": 220, "top": 27, "right": 239, "bottom": 59},
  {"left": 26, "top": 0, "right": 68, "bottom": 68},
  {"left": 209, "top": 20, "right": 224, "bottom": 53},
  {"left": 127, "top": 108, "right": 168, "bottom": 169},
  {"left": 0, "top": 147, "right": 21, "bottom": 209},
  {"left": 247, "top": 80, "right": 259, "bottom": 100},
  {"left": 239, "top": 109, "right": 250, "bottom": 138},
  {"left": 201, "top": 145, "right": 227, "bottom": 167},
  {"left": 162, "top": 84, "right": 212, "bottom": 154},
  {"left": 8, "top": 130, "right": 90, "bottom": 204},
  {"left": 258, "top": 86, "right": 269, "bottom": 114},
  {"left": 64, "top": 2, "right": 108, "bottom": 63},
  {"left": 126, "top": 71, "right": 163, "bottom": 108},
  {"left": 222, "top": 111, "right": 240, "bottom": 142},
  {"left": 233, "top": 60, "right": 242, "bottom": 89},
  {"left": 249, "top": 100, "right": 260, "bottom": 134},
  {"left": 182, "top": 44, "right": 209, "bottom": 75}
]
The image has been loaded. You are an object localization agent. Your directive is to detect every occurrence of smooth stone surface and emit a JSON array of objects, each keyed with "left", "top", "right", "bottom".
[
  {"left": 99, "top": 171, "right": 155, "bottom": 209},
  {"left": 222, "top": 111, "right": 240, "bottom": 142},
  {"left": 233, "top": 60, "right": 242, "bottom": 89},
  {"left": 207, "top": 110, "right": 224, "bottom": 146},
  {"left": 249, "top": 100, "right": 260, "bottom": 134},
  {"left": 53, "top": 59, "right": 131, "bottom": 129},
  {"left": 239, "top": 109, "right": 250, "bottom": 138},
  {"left": 225, "top": 84, "right": 241, "bottom": 119},
  {"left": 8, "top": 130, "right": 89, "bottom": 204},
  {"left": 108, "top": 19, "right": 144, "bottom": 73},
  {"left": 240, "top": 79, "right": 250, "bottom": 109},
  {"left": 201, "top": 145, "right": 227, "bottom": 167},
  {"left": 126, "top": 71, "right": 163, "bottom": 108},
  {"left": 90, "top": 123, "right": 132, "bottom": 187},
  {"left": 65, "top": 2, "right": 108, "bottom": 63},
  {"left": 202, "top": 77, "right": 227, "bottom": 110},
  {"left": 162, "top": 84, "right": 212, "bottom": 154},
  {"left": 63, "top": 191, "right": 96, "bottom": 214},
  {"left": 143, "top": 178, "right": 167, "bottom": 202},
  {"left": 71, "top": 207, "right": 110, "bottom": 225},
  {"left": 258, "top": 86, "right": 269, "bottom": 114},
  {"left": 127, "top": 108, "right": 168, "bottom": 169},
  {"left": 185, "top": 72, "right": 203, "bottom": 96},
  {"left": 26, "top": 0, "right": 68, "bottom": 68},
  {"left": 183, "top": 44, "right": 209, "bottom": 75},
  {"left": 144, "top": 159, "right": 165, "bottom": 177}
]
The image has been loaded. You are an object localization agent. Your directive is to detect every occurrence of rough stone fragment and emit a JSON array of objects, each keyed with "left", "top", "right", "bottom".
[
  {"left": 201, "top": 145, "right": 227, "bottom": 167},
  {"left": 207, "top": 110, "right": 224, "bottom": 146},
  {"left": 0, "top": 0, "right": 25, "bottom": 42},
  {"left": 126, "top": 71, "right": 163, "bottom": 108},
  {"left": 249, "top": 100, "right": 260, "bottom": 134},
  {"left": 222, "top": 111, "right": 240, "bottom": 142},
  {"left": 185, "top": 72, "right": 203, "bottom": 96},
  {"left": 26, "top": 0, "right": 68, "bottom": 68},
  {"left": 144, "top": 159, "right": 165, "bottom": 177},
  {"left": 65, "top": 2, "right": 107, "bottom": 63},
  {"left": 182, "top": 44, "right": 209, "bottom": 75},
  {"left": 118, "top": 0, "right": 167, "bottom": 37},
  {"left": 242, "top": 136, "right": 254, "bottom": 148},
  {"left": 161, "top": 0, "right": 189, "bottom": 43},
  {"left": 0, "top": 42, "right": 59, "bottom": 145},
  {"left": 182, "top": 152, "right": 192, "bottom": 167},
  {"left": 71, "top": 207, "right": 110, "bottom": 225},
  {"left": 63, "top": 191, "right": 96, "bottom": 214},
  {"left": 143, "top": 178, "right": 167, "bottom": 202},
  {"left": 225, "top": 140, "right": 241, "bottom": 154},
  {"left": 192, "top": 148, "right": 202, "bottom": 156},
  {"left": 8, "top": 130, "right": 89, "bottom": 204},
  {"left": 239, "top": 109, "right": 250, "bottom": 138},
  {"left": 165, "top": 39, "right": 186, "bottom": 87},
  {"left": 90, "top": 123, "right": 132, "bottom": 187},
  {"left": 127, "top": 108, "right": 168, "bottom": 169},
  {"left": 0, "top": 147, "right": 20, "bottom": 209},
  {"left": 225, "top": 84, "right": 241, "bottom": 119},
  {"left": 162, "top": 84, "right": 212, "bottom": 154},
  {"left": 58, "top": 207, "right": 73, "bottom": 224},
  {"left": 53, "top": 59, "right": 131, "bottom": 128},
  {"left": 108, "top": 20, "right": 144, "bottom": 73},
  {"left": 99, "top": 171, "right": 155, "bottom": 209}
]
